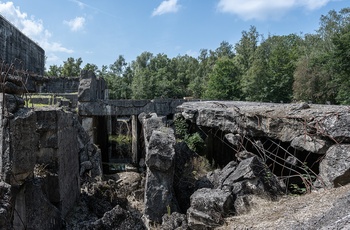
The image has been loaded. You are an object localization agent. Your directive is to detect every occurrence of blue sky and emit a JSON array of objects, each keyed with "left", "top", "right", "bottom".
[{"left": 0, "top": 0, "right": 348, "bottom": 69}]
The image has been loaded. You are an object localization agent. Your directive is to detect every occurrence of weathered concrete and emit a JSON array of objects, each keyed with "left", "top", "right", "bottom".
[
  {"left": 25, "top": 76, "right": 80, "bottom": 93},
  {"left": 139, "top": 113, "right": 179, "bottom": 226},
  {"left": 0, "top": 15, "right": 45, "bottom": 75},
  {"left": 177, "top": 101, "right": 349, "bottom": 152},
  {"left": 79, "top": 99, "right": 189, "bottom": 116}
]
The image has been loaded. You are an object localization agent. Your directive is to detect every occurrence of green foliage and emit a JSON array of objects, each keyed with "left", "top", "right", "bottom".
[
  {"left": 203, "top": 57, "right": 241, "bottom": 100},
  {"left": 184, "top": 132, "right": 205, "bottom": 153},
  {"left": 174, "top": 117, "right": 188, "bottom": 139},
  {"left": 174, "top": 117, "right": 205, "bottom": 154},
  {"left": 45, "top": 7, "right": 350, "bottom": 105},
  {"left": 45, "top": 64, "right": 62, "bottom": 77},
  {"left": 61, "top": 57, "right": 83, "bottom": 77},
  {"left": 108, "top": 134, "right": 131, "bottom": 144}
]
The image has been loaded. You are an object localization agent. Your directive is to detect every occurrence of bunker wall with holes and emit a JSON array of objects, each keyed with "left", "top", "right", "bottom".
[
  {"left": 176, "top": 101, "right": 350, "bottom": 190},
  {"left": 0, "top": 14, "right": 45, "bottom": 75}
]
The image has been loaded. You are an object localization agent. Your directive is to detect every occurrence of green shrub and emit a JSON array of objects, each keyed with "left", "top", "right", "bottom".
[
  {"left": 174, "top": 117, "right": 188, "bottom": 139},
  {"left": 185, "top": 132, "right": 205, "bottom": 153}
]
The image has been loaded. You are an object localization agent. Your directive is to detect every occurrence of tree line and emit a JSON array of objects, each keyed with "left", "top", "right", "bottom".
[{"left": 45, "top": 8, "right": 350, "bottom": 104}]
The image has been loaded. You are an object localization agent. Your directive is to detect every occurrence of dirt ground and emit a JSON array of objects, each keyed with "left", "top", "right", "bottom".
[{"left": 216, "top": 184, "right": 350, "bottom": 229}]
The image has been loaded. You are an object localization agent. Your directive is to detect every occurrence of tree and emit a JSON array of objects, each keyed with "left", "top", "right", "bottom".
[
  {"left": 83, "top": 63, "right": 99, "bottom": 73},
  {"left": 266, "top": 34, "right": 301, "bottom": 102},
  {"left": 131, "top": 52, "right": 154, "bottom": 99},
  {"left": 45, "top": 65, "right": 62, "bottom": 77},
  {"left": 332, "top": 22, "right": 350, "bottom": 104},
  {"left": 103, "top": 55, "right": 133, "bottom": 99},
  {"left": 215, "top": 41, "right": 235, "bottom": 59},
  {"left": 61, "top": 57, "right": 83, "bottom": 77},
  {"left": 235, "top": 26, "right": 260, "bottom": 73},
  {"left": 203, "top": 57, "right": 241, "bottom": 100},
  {"left": 293, "top": 8, "right": 350, "bottom": 104},
  {"left": 172, "top": 55, "right": 199, "bottom": 97},
  {"left": 242, "top": 34, "right": 301, "bottom": 102}
]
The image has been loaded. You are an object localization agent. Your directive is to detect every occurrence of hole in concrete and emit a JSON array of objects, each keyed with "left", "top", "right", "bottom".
[
  {"left": 104, "top": 116, "right": 133, "bottom": 174},
  {"left": 191, "top": 126, "right": 322, "bottom": 193}
]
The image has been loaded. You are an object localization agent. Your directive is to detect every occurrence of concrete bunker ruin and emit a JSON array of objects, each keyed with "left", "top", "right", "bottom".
[{"left": 1, "top": 68, "right": 350, "bottom": 229}]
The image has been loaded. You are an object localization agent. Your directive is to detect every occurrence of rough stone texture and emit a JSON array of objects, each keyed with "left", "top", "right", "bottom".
[
  {"left": 220, "top": 156, "right": 284, "bottom": 199},
  {"left": 78, "top": 70, "right": 106, "bottom": 102},
  {"left": 187, "top": 188, "right": 233, "bottom": 229},
  {"left": 25, "top": 75, "right": 80, "bottom": 93},
  {"left": 316, "top": 144, "right": 350, "bottom": 188},
  {"left": 76, "top": 116, "right": 103, "bottom": 178},
  {"left": 35, "top": 109, "right": 81, "bottom": 217},
  {"left": 146, "top": 130, "right": 176, "bottom": 172},
  {"left": 177, "top": 101, "right": 349, "bottom": 151},
  {"left": 140, "top": 113, "right": 179, "bottom": 225},
  {"left": 3, "top": 108, "right": 38, "bottom": 185},
  {"left": 79, "top": 98, "right": 189, "bottom": 116},
  {"left": 0, "top": 15, "right": 45, "bottom": 75},
  {"left": 173, "top": 142, "right": 200, "bottom": 213},
  {"left": 13, "top": 179, "right": 63, "bottom": 230},
  {"left": 0, "top": 91, "right": 98, "bottom": 229},
  {"left": 89, "top": 205, "right": 145, "bottom": 230},
  {"left": 161, "top": 212, "right": 188, "bottom": 230},
  {"left": 0, "top": 181, "right": 11, "bottom": 229},
  {"left": 291, "top": 134, "right": 328, "bottom": 154},
  {"left": 207, "top": 161, "right": 238, "bottom": 189},
  {"left": 188, "top": 157, "right": 284, "bottom": 229}
]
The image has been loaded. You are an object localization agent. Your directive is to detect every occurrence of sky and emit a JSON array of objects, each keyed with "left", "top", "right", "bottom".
[{"left": 0, "top": 0, "right": 348, "bottom": 70}]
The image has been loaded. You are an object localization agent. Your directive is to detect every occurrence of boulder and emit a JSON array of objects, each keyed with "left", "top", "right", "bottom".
[
  {"left": 207, "top": 161, "right": 238, "bottom": 189},
  {"left": 291, "top": 135, "right": 328, "bottom": 154},
  {"left": 317, "top": 144, "right": 350, "bottom": 188},
  {"left": 161, "top": 212, "right": 188, "bottom": 230},
  {"left": 145, "top": 130, "right": 176, "bottom": 172},
  {"left": 90, "top": 205, "right": 145, "bottom": 230},
  {"left": 221, "top": 156, "right": 284, "bottom": 199},
  {"left": 187, "top": 188, "right": 233, "bottom": 229}
]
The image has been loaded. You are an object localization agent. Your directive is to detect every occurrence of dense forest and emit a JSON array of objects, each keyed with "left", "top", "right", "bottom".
[{"left": 45, "top": 8, "right": 350, "bottom": 104}]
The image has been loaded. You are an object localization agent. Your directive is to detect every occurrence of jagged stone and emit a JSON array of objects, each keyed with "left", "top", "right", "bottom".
[
  {"left": 161, "top": 212, "right": 188, "bottom": 230},
  {"left": 224, "top": 133, "right": 242, "bottom": 146},
  {"left": 207, "top": 161, "right": 238, "bottom": 189},
  {"left": 177, "top": 101, "right": 350, "bottom": 147},
  {"left": 13, "top": 179, "right": 63, "bottom": 230},
  {"left": 90, "top": 205, "right": 145, "bottom": 230},
  {"left": 141, "top": 113, "right": 179, "bottom": 225},
  {"left": 173, "top": 142, "right": 199, "bottom": 212},
  {"left": 139, "top": 112, "right": 167, "bottom": 142},
  {"left": 145, "top": 130, "right": 176, "bottom": 172},
  {"left": 6, "top": 108, "right": 38, "bottom": 185},
  {"left": 221, "top": 156, "right": 284, "bottom": 199},
  {"left": 0, "top": 182, "right": 11, "bottom": 229},
  {"left": 187, "top": 188, "right": 233, "bottom": 229},
  {"left": 291, "top": 135, "right": 328, "bottom": 154},
  {"left": 317, "top": 144, "right": 350, "bottom": 188}
]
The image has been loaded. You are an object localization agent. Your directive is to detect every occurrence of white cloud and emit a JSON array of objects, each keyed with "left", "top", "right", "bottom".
[
  {"left": 217, "top": 0, "right": 335, "bottom": 20},
  {"left": 0, "top": 1, "right": 73, "bottom": 66},
  {"left": 152, "top": 0, "right": 180, "bottom": 17},
  {"left": 70, "top": 0, "right": 87, "bottom": 9},
  {"left": 64, "top": 17, "right": 85, "bottom": 31}
]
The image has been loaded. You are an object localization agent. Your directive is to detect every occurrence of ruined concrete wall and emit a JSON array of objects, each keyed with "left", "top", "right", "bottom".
[
  {"left": 0, "top": 103, "right": 98, "bottom": 229},
  {"left": 36, "top": 109, "right": 80, "bottom": 217},
  {"left": 25, "top": 75, "right": 80, "bottom": 93},
  {"left": 0, "top": 15, "right": 45, "bottom": 75}
]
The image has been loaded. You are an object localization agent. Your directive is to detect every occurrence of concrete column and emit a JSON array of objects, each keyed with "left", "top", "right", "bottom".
[
  {"left": 81, "top": 117, "right": 94, "bottom": 143},
  {"left": 131, "top": 115, "right": 140, "bottom": 164}
]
